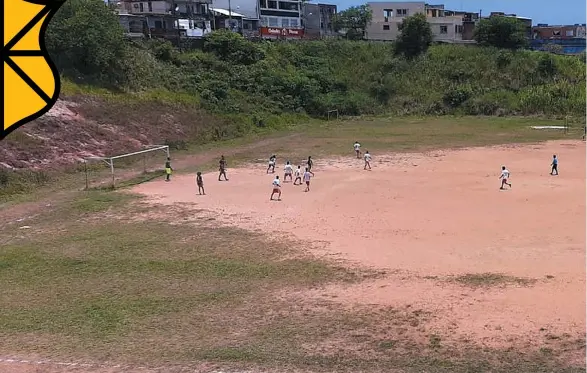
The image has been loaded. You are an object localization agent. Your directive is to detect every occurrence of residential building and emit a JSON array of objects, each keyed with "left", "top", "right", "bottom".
[
  {"left": 119, "top": 0, "right": 212, "bottom": 39},
  {"left": 530, "top": 24, "right": 586, "bottom": 55},
  {"left": 365, "top": 1, "right": 425, "bottom": 41},
  {"left": 259, "top": 0, "right": 304, "bottom": 39},
  {"left": 118, "top": 13, "right": 147, "bottom": 38},
  {"left": 302, "top": 3, "right": 337, "bottom": 39},
  {"left": 444, "top": 9, "right": 479, "bottom": 40},
  {"left": 365, "top": 2, "right": 472, "bottom": 43},
  {"left": 532, "top": 24, "right": 587, "bottom": 40},
  {"left": 425, "top": 4, "right": 464, "bottom": 43}
]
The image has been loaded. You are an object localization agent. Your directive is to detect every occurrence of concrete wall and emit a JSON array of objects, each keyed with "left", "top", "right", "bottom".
[{"left": 303, "top": 3, "right": 336, "bottom": 38}]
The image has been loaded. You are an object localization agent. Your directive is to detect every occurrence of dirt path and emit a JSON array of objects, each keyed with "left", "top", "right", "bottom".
[{"left": 133, "top": 140, "right": 586, "bottom": 354}]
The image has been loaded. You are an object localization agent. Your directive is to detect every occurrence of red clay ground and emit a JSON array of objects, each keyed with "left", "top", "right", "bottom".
[{"left": 133, "top": 140, "right": 586, "bottom": 356}]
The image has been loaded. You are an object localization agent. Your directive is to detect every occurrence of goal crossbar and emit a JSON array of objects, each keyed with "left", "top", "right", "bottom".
[{"left": 83, "top": 145, "right": 170, "bottom": 189}]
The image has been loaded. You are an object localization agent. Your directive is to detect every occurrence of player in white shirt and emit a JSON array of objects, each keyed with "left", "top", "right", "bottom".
[
  {"left": 293, "top": 165, "right": 302, "bottom": 185},
  {"left": 363, "top": 150, "right": 372, "bottom": 170},
  {"left": 283, "top": 161, "right": 294, "bottom": 182},
  {"left": 271, "top": 176, "right": 282, "bottom": 200},
  {"left": 499, "top": 166, "right": 512, "bottom": 190},
  {"left": 353, "top": 141, "right": 361, "bottom": 158},
  {"left": 303, "top": 168, "right": 312, "bottom": 192},
  {"left": 267, "top": 154, "right": 276, "bottom": 174}
]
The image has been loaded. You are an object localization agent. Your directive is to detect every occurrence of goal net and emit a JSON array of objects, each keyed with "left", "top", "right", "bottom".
[{"left": 83, "top": 145, "right": 170, "bottom": 190}]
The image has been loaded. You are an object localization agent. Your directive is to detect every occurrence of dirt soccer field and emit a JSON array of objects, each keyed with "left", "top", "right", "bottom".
[
  {"left": 2, "top": 117, "right": 586, "bottom": 373},
  {"left": 134, "top": 140, "right": 586, "bottom": 360}
]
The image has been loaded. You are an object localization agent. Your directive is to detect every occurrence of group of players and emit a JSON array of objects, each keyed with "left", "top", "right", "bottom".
[
  {"left": 268, "top": 155, "right": 315, "bottom": 201},
  {"left": 164, "top": 142, "right": 561, "bottom": 196}
]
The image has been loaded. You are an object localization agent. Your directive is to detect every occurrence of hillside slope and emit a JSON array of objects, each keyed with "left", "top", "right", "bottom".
[
  {"left": 1, "top": 40, "right": 585, "bottom": 173},
  {"left": 0, "top": 95, "right": 241, "bottom": 170}
]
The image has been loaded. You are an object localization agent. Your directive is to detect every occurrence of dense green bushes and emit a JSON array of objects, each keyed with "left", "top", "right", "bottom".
[{"left": 47, "top": 0, "right": 585, "bottom": 120}]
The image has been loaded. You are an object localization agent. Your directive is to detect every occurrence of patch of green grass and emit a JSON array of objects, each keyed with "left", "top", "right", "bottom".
[
  {"left": 453, "top": 273, "right": 537, "bottom": 288},
  {"left": 0, "top": 195, "right": 359, "bottom": 362}
]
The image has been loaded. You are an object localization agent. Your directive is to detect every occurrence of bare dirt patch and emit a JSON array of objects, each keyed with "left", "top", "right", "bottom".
[{"left": 133, "top": 140, "right": 586, "bottom": 362}]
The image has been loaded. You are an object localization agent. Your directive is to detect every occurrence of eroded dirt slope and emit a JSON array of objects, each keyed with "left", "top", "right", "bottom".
[{"left": 0, "top": 96, "right": 224, "bottom": 170}]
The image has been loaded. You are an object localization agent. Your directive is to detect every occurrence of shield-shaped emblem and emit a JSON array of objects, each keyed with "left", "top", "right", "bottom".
[{"left": 1, "top": 0, "right": 64, "bottom": 141}]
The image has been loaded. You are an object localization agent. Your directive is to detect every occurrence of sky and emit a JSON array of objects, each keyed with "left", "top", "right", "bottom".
[{"left": 322, "top": 0, "right": 586, "bottom": 26}]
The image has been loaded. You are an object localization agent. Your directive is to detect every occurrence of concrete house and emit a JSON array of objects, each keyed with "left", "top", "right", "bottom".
[
  {"left": 365, "top": 2, "right": 474, "bottom": 43},
  {"left": 365, "top": 1, "right": 426, "bottom": 41}
]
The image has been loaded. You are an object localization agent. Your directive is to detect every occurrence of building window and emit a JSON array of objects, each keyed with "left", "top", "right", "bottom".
[
  {"left": 440, "top": 25, "right": 448, "bottom": 34},
  {"left": 290, "top": 18, "right": 299, "bottom": 27},
  {"left": 260, "top": 0, "right": 267, "bottom": 8},
  {"left": 282, "top": 18, "right": 289, "bottom": 27},
  {"left": 455, "top": 25, "right": 463, "bottom": 33},
  {"left": 396, "top": 9, "right": 407, "bottom": 16},
  {"left": 279, "top": 1, "right": 298, "bottom": 11},
  {"left": 139, "top": 2, "right": 144, "bottom": 12},
  {"left": 383, "top": 9, "right": 393, "bottom": 22},
  {"left": 261, "top": 16, "right": 268, "bottom": 26},
  {"left": 147, "top": 1, "right": 152, "bottom": 11},
  {"left": 383, "top": 24, "right": 390, "bottom": 30},
  {"left": 566, "top": 30, "right": 574, "bottom": 36},
  {"left": 268, "top": 0, "right": 277, "bottom": 9},
  {"left": 268, "top": 17, "right": 279, "bottom": 26},
  {"left": 155, "top": 20, "right": 162, "bottom": 28}
]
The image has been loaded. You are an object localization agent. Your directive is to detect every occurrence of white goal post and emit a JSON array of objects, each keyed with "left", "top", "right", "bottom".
[
  {"left": 83, "top": 145, "right": 170, "bottom": 189},
  {"left": 327, "top": 109, "right": 339, "bottom": 121}
]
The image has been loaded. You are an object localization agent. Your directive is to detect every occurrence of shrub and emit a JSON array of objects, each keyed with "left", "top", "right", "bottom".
[
  {"left": 203, "top": 30, "right": 265, "bottom": 65},
  {"left": 443, "top": 86, "right": 473, "bottom": 108}
]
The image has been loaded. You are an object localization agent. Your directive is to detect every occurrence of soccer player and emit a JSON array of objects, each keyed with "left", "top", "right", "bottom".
[
  {"left": 354, "top": 141, "right": 361, "bottom": 158},
  {"left": 303, "top": 167, "right": 312, "bottom": 192},
  {"left": 165, "top": 157, "right": 173, "bottom": 181},
  {"left": 284, "top": 161, "right": 293, "bottom": 182},
  {"left": 294, "top": 165, "right": 302, "bottom": 185},
  {"left": 550, "top": 155, "right": 558, "bottom": 175},
  {"left": 218, "top": 155, "right": 228, "bottom": 181},
  {"left": 196, "top": 172, "right": 205, "bottom": 195},
  {"left": 271, "top": 175, "right": 282, "bottom": 201},
  {"left": 363, "top": 151, "right": 372, "bottom": 170},
  {"left": 306, "top": 156, "right": 315, "bottom": 176},
  {"left": 499, "top": 166, "right": 512, "bottom": 190},
  {"left": 267, "top": 155, "right": 276, "bottom": 174}
]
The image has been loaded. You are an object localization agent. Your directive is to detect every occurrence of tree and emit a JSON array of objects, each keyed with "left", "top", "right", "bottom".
[
  {"left": 46, "top": 0, "right": 129, "bottom": 85},
  {"left": 332, "top": 5, "right": 372, "bottom": 41},
  {"left": 473, "top": 16, "right": 528, "bottom": 50},
  {"left": 203, "top": 30, "right": 265, "bottom": 65},
  {"left": 394, "top": 13, "right": 432, "bottom": 59}
]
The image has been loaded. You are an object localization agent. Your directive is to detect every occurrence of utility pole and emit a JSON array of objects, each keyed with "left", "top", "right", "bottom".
[{"left": 228, "top": 0, "right": 232, "bottom": 24}]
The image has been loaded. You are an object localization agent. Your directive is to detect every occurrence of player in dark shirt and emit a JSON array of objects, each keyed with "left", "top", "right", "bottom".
[
  {"left": 196, "top": 172, "right": 205, "bottom": 195},
  {"left": 219, "top": 155, "right": 228, "bottom": 181},
  {"left": 164, "top": 157, "right": 173, "bottom": 181}
]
